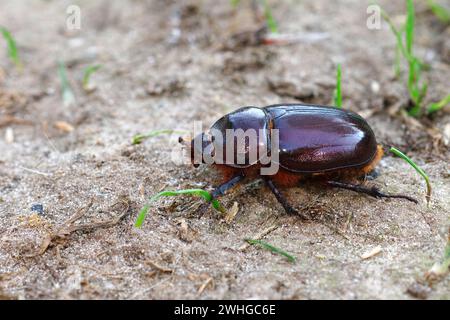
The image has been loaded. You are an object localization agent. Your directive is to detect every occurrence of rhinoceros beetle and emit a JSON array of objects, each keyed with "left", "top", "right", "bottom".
[{"left": 181, "top": 104, "right": 417, "bottom": 218}]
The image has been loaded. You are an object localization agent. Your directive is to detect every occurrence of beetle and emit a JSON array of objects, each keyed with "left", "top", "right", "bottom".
[{"left": 181, "top": 104, "right": 417, "bottom": 218}]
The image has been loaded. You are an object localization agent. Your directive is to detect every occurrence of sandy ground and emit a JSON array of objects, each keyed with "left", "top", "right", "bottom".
[{"left": 0, "top": 0, "right": 449, "bottom": 299}]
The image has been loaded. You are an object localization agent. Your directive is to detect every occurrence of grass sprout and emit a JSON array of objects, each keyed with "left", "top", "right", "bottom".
[
  {"left": 245, "top": 239, "right": 296, "bottom": 263},
  {"left": 333, "top": 63, "right": 342, "bottom": 108},
  {"left": 380, "top": 0, "right": 428, "bottom": 117},
  {"left": 263, "top": 0, "right": 278, "bottom": 33},
  {"left": 230, "top": 0, "right": 240, "bottom": 7},
  {"left": 230, "top": 0, "right": 277, "bottom": 33},
  {"left": 426, "top": 228, "right": 450, "bottom": 280},
  {"left": 405, "top": 0, "right": 428, "bottom": 116},
  {"left": 82, "top": 64, "right": 101, "bottom": 91},
  {"left": 58, "top": 61, "right": 75, "bottom": 107},
  {"left": 0, "top": 27, "right": 22, "bottom": 70},
  {"left": 135, "top": 189, "right": 227, "bottom": 227},
  {"left": 393, "top": 25, "right": 406, "bottom": 78},
  {"left": 427, "top": 93, "right": 450, "bottom": 114},
  {"left": 132, "top": 129, "right": 188, "bottom": 145},
  {"left": 389, "top": 146, "right": 431, "bottom": 204}
]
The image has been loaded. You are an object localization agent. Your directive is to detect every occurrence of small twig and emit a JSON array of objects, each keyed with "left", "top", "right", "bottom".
[
  {"left": 342, "top": 211, "right": 354, "bottom": 232},
  {"left": 129, "top": 276, "right": 173, "bottom": 299},
  {"left": 0, "top": 116, "right": 32, "bottom": 128},
  {"left": 16, "top": 165, "right": 52, "bottom": 177},
  {"left": 197, "top": 277, "right": 214, "bottom": 296},
  {"left": 222, "top": 202, "right": 239, "bottom": 224},
  {"left": 322, "top": 222, "right": 351, "bottom": 241},
  {"left": 361, "top": 246, "right": 382, "bottom": 260},
  {"left": 79, "top": 265, "right": 125, "bottom": 280},
  {"left": 146, "top": 260, "right": 173, "bottom": 274}
]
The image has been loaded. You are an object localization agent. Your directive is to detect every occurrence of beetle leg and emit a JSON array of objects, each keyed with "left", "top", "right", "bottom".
[
  {"left": 360, "top": 168, "right": 380, "bottom": 181},
  {"left": 264, "top": 178, "right": 308, "bottom": 219},
  {"left": 194, "top": 175, "right": 245, "bottom": 217},
  {"left": 211, "top": 174, "right": 245, "bottom": 199},
  {"left": 326, "top": 181, "right": 418, "bottom": 204}
]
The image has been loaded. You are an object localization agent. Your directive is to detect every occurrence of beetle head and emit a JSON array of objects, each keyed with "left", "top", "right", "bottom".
[
  {"left": 179, "top": 133, "right": 214, "bottom": 168},
  {"left": 179, "top": 107, "right": 271, "bottom": 169}
]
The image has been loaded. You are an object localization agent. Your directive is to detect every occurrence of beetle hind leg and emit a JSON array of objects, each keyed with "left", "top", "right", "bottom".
[
  {"left": 264, "top": 178, "right": 308, "bottom": 219},
  {"left": 326, "top": 180, "right": 418, "bottom": 204}
]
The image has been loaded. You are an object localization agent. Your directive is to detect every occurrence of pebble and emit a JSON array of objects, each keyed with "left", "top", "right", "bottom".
[
  {"left": 5, "top": 127, "right": 14, "bottom": 144},
  {"left": 31, "top": 204, "right": 44, "bottom": 215},
  {"left": 370, "top": 80, "right": 380, "bottom": 94}
]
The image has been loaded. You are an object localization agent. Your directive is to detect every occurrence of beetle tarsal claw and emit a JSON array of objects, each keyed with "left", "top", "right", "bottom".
[
  {"left": 327, "top": 181, "right": 418, "bottom": 204},
  {"left": 368, "top": 185, "right": 418, "bottom": 203}
]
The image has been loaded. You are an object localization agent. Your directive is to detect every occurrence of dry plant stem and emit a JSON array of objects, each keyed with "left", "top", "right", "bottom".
[
  {"left": 197, "top": 277, "right": 214, "bottom": 296},
  {"left": 146, "top": 260, "right": 173, "bottom": 273},
  {"left": 0, "top": 116, "right": 32, "bottom": 127}
]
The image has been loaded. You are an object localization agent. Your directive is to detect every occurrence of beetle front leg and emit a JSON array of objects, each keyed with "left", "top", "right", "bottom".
[
  {"left": 211, "top": 174, "right": 245, "bottom": 199},
  {"left": 326, "top": 181, "right": 418, "bottom": 204},
  {"left": 264, "top": 178, "right": 308, "bottom": 219},
  {"left": 195, "top": 175, "right": 245, "bottom": 217}
]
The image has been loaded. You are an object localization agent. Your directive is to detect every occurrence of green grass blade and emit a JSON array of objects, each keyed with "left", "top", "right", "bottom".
[
  {"left": 0, "top": 27, "right": 22, "bottom": 70},
  {"left": 380, "top": 8, "right": 408, "bottom": 63},
  {"left": 444, "top": 236, "right": 450, "bottom": 269},
  {"left": 427, "top": 0, "right": 450, "bottom": 24},
  {"left": 135, "top": 204, "right": 150, "bottom": 228},
  {"left": 245, "top": 239, "right": 296, "bottom": 263},
  {"left": 263, "top": 0, "right": 278, "bottom": 33},
  {"left": 382, "top": 1, "right": 428, "bottom": 117},
  {"left": 427, "top": 94, "right": 450, "bottom": 114},
  {"left": 132, "top": 129, "right": 188, "bottom": 145},
  {"left": 405, "top": 0, "right": 429, "bottom": 117},
  {"left": 407, "top": 58, "right": 418, "bottom": 97},
  {"left": 426, "top": 229, "right": 450, "bottom": 279},
  {"left": 135, "top": 189, "right": 227, "bottom": 227},
  {"left": 418, "top": 82, "right": 428, "bottom": 105},
  {"left": 389, "top": 146, "right": 431, "bottom": 204},
  {"left": 394, "top": 43, "right": 401, "bottom": 78},
  {"left": 408, "top": 105, "right": 420, "bottom": 118},
  {"left": 230, "top": 0, "right": 277, "bottom": 33},
  {"left": 58, "top": 61, "right": 75, "bottom": 107},
  {"left": 380, "top": 7, "right": 426, "bottom": 69},
  {"left": 333, "top": 64, "right": 342, "bottom": 108},
  {"left": 406, "top": 0, "right": 417, "bottom": 109},
  {"left": 82, "top": 64, "right": 101, "bottom": 90},
  {"left": 230, "top": 0, "right": 240, "bottom": 7},
  {"left": 433, "top": 236, "right": 450, "bottom": 275},
  {"left": 408, "top": 80, "right": 428, "bottom": 117},
  {"left": 406, "top": 0, "right": 415, "bottom": 56}
]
